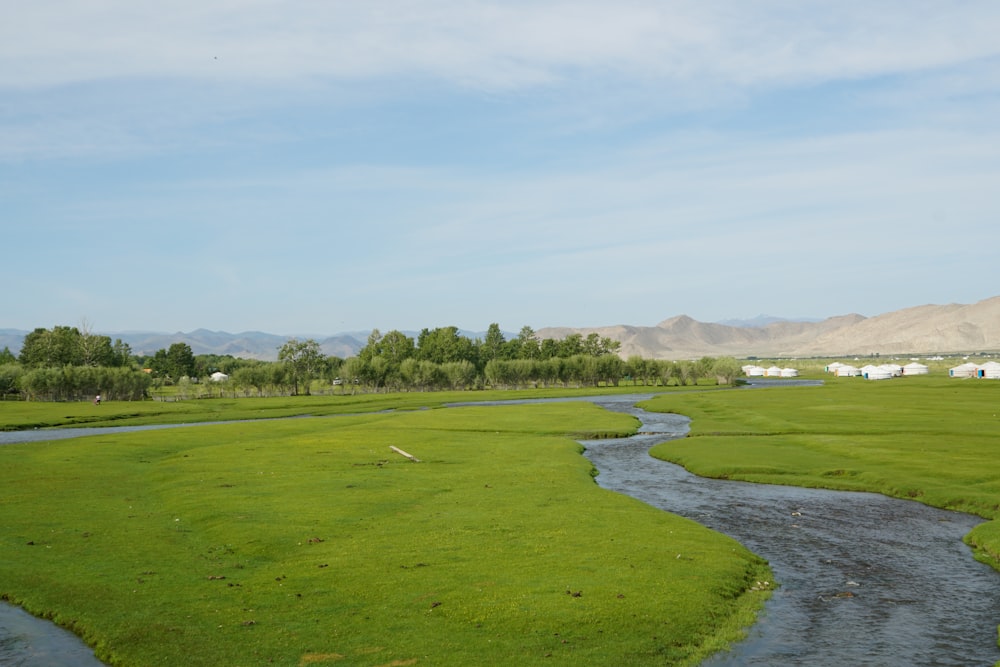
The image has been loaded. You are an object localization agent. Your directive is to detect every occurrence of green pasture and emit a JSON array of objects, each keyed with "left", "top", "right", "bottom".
[
  {"left": 0, "top": 399, "right": 769, "bottom": 666},
  {"left": 643, "top": 375, "right": 1000, "bottom": 568},
  {"left": 0, "top": 385, "right": 701, "bottom": 432}
]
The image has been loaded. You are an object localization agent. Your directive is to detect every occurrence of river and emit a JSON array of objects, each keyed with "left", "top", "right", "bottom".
[
  {"left": 578, "top": 393, "right": 1000, "bottom": 666},
  {"left": 2, "top": 391, "right": 999, "bottom": 665}
]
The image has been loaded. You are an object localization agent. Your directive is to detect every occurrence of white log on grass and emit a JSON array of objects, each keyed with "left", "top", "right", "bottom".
[{"left": 389, "top": 445, "right": 421, "bottom": 462}]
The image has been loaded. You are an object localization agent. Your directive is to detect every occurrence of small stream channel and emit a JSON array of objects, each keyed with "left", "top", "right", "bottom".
[
  {"left": 577, "top": 393, "right": 1000, "bottom": 666},
  {"left": 2, "top": 391, "right": 999, "bottom": 665}
]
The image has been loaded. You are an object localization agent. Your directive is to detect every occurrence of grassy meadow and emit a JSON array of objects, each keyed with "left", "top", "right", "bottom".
[
  {"left": 0, "top": 386, "right": 691, "bottom": 432},
  {"left": 643, "top": 375, "right": 1000, "bottom": 568},
  {"left": 0, "top": 393, "right": 770, "bottom": 666}
]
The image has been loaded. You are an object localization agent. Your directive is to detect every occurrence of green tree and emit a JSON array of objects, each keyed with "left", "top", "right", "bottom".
[
  {"left": 0, "top": 363, "right": 23, "bottom": 397},
  {"left": 166, "top": 343, "right": 196, "bottom": 380},
  {"left": 339, "top": 356, "right": 366, "bottom": 394},
  {"left": 277, "top": 338, "right": 325, "bottom": 395},
  {"left": 19, "top": 326, "right": 83, "bottom": 367},
  {"left": 441, "top": 360, "right": 476, "bottom": 390},
  {"left": 559, "top": 333, "right": 583, "bottom": 358},
  {"left": 596, "top": 354, "right": 626, "bottom": 386},
  {"left": 516, "top": 325, "right": 540, "bottom": 360},
  {"left": 481, "top": 323, "right": 506, "bottom": 363},
  {"left": 417, "top": 326, "right": 474, "bottom": 365},
  {"left": 379, "top": 330, "right": 416, "bottom": 367},
  {"left": 358, "top": 329, "right": 383, "bottom": 364},
  {"left": 626, "top": 355, "right": 648, "bottom": 385},
  {"left": 583, "top": 333, "right": 620, "bottom": 357},
  {"left": 538, "top": 338, "right": 560, "bottom": 360},
  {"left": 110, "top": 339, "right": 133, "bottom": 367},
  {"left": 711, "top": 356, "right": 742, "bottom": 385}
]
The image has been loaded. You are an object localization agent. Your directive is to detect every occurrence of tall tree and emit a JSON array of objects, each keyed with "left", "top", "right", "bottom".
[
  {"left": 110, "top": 339, "right": 133, "bottom": 367},
  {"left": 417, "top": 326, "right": 474, "bottom": 364},
  {"left": 481, "top": 323, "right": 506, "bottom": 362},
  {"left": 19, "top": 326, "right": 83, "bottom": 367},
  {"left": 379, "top": 330, "right": 416, "bottom": 366},
  {"left": 166, "top": 342, "right": 196, "bottom": 379},
  {"left": 516, "top": 325, "right": 540, "bottom": 360},
  {"left": 558, "top": 333, "right": 583, "bottom": 358},
  {"left": 0, "top": 347, "right": 16, "bottom": 365},
  {"left": 277, "top": 338, "right": 325, "bottom": 395}
]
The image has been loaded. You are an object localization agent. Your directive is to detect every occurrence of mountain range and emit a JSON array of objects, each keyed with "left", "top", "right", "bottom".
[
  {"left": 537, "top": 296, "right": 1000, "bottom": 359},
  {"left": 3, "top": 296, "right": 998, "bottom": 361}
]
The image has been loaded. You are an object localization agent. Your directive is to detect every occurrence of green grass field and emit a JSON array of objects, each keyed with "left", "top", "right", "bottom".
[
  {"left": 5, "top": 376, "right": 998, "bottom": 665},
  {"left": 643, "top": 375, "right": 1000, "bottom": 569},
  {"left": 0, "top": 395, "right": 769, "bottom": 666},
  {"left": 0, "top": 386, "right": 696, "bottom": 432}
]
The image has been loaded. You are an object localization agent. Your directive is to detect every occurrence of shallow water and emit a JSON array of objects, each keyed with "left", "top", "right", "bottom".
[
  {"left": 578, "top": 394, "right": 1000, "bottom": 667},
  {"left": 0, "top": 603, "right": 104, "bottom": 666},
  {"left": 3, "top": 392, "right": 999, "bottom": 665}
]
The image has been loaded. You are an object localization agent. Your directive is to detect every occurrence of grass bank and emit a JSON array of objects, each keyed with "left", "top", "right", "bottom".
[
  {"left": 0, "top": 385, "right": 707, "bottom": 432},
  {"left": 0, "top": 399, "right": 769, "bottom": 666},
  {"left": 642, "top": 376, "right": 1000, "bottom": 569}
]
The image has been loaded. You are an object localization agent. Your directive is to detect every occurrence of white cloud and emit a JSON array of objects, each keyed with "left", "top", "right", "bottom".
[{"left": 5, "top": 1, "right": 1000, "bottom": 91}]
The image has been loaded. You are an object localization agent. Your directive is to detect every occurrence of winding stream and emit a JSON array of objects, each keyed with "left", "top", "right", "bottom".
[
  {"left": 2, "top": 392, "right": 999, "bottom": 665},
  {"left": 578, "top": 393, "right": 1000, "bottom": 666}
]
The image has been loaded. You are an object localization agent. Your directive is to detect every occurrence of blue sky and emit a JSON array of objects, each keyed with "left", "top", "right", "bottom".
[{"left": 4, "top": 1, "right": 999, "bottom": 336}]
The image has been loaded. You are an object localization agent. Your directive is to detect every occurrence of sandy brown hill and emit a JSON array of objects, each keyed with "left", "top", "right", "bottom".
[{"left": 536, "top": 296, "right": 1000, "bottom": 359}]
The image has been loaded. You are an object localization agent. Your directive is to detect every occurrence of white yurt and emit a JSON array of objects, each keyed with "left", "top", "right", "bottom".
[
  {"left": 902, "top": 362, "right": 929, "bottom": 375},
  {"left": 864, "top": 366, "right": 894, "bottom": 381},
  {"left": 765, "top": 366, "right": 783, "bottom": 377},
  {"left": 835, "top": 365, "right": 861, "bottom": 377},
  {"left": 780, "top": 368, "right": 799, "bottom": 378},
  {"left": 978, "top": 361, "right": 1000, "bottom": 379},
  {"left": 881, "top": 363, "right": 903, "bottom": 377},
  {"left": 744, "top": 365, "right": 766, "bottom": 377},
  {"left": 825, "top": 362, "right": 845, "bottom": 374},
  {"left": 949, "top": 362, "right": 979, "bottom": 378}
]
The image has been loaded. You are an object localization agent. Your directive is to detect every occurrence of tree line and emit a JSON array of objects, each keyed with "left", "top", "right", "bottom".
[{"left": 0, "top": 324, "right": 743, "bottom": 401}]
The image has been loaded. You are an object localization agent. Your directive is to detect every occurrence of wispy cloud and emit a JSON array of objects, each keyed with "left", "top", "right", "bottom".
[
  {"left": 6, "top": 1, "right": 1000, "bottom": 90},
  {"left": 4, "top": 2, "right": 1000, "bottom": 332}
]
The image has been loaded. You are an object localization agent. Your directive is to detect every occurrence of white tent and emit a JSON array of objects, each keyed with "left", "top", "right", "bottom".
[
  {"left": 780, "top": 368, "right": 799, "bottom": 378},
  {"left": 949, "top": 363, "right": 979, "bottom": 378},
  {"left": 880, "top": 364, "right": 903, "bottom": 377},
  {"left": 765, "top": 366, "right": 783, "bottom": 377},
  {"left": 864, "top": 366, "right": 894, "bottom": 380},
  {"left": 978, "top": 361, "right": 1000, "bottom": 379},
  {"left": 835, "top": 365, "right": 861, "bottom": 377},
  {"left": 744, "top": 365, "right": 766, "bottom": 377},
  {"left": 209, "top": 371, "right": 230, "bottom": 382},
  {"left": 902, "top": 362, "right": 929, "bottom": 375},
  {"left": 825, "top": 362, "right": 845, "bottom": 374}
]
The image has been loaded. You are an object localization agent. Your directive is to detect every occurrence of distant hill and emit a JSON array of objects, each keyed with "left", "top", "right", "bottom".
[
  {"left": 714, "top": 314, "right": 822, "bottom": 328},
  {"left": 3, "top": 297, "right": 998, "bottom": 361},
  {"left": 536, "top": 296, "right": 1000, "bottom": 359}
]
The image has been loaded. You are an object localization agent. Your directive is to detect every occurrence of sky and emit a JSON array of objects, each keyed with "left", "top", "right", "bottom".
[{"left": 3, "top": 1, "right": 1000, "bottom": 336}]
